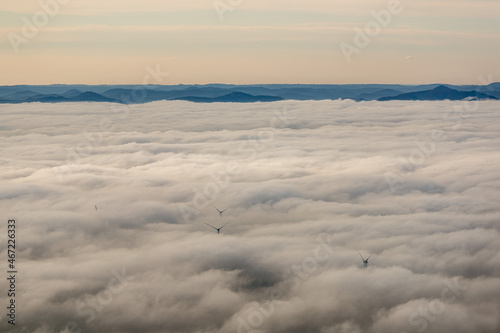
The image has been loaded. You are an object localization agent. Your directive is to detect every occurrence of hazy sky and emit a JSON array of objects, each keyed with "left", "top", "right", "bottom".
[{"left": 1, "top": 0, "right": 499, "bottom": 84}]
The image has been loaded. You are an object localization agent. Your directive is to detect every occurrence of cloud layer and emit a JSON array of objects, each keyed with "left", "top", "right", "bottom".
[{"left": 0, "top": 100, "right": 499, "bottom": 333}]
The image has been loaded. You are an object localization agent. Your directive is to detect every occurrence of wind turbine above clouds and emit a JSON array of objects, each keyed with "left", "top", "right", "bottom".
[
  {"left": 211, "top": 204, "right": 228, "bottom": 217},
  {"left": 204, "top": 222, "right": 230, "bottom": 234},
  {"left": 358, "top": 252, "right": 372, "bottom": 268}
]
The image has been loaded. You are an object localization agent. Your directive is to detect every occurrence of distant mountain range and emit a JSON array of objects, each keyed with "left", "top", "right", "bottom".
[
  {"left": 0, "top": 83, "right": 498, "bottom": 104},
  {"left": 378, "top": 85, "right": 498, "bottom": 101},
  {"left": 174, "top": 92, "right": 283, "bottom": 103}
]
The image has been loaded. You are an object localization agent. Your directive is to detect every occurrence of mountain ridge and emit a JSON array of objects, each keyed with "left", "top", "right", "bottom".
[
  {"left": 0, "top": 84, "right": 498, "bottom": 104},
  {"left": 378, "top": 85, "right": 498, "bottom": 101}
]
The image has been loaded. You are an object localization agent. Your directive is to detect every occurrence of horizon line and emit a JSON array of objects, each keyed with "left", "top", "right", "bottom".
[{"left": 1, "top": 82, "right": 498, "bottom": 87}]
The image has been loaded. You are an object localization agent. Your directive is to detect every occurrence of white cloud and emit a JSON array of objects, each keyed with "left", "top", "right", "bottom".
[{"left": 0, "top": 100, "right": 499, "bottom": 332}]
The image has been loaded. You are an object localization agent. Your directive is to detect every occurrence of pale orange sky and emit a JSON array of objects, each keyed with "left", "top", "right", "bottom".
[{"left": 1, "top": 0, "right": 499, "bottom": 85}]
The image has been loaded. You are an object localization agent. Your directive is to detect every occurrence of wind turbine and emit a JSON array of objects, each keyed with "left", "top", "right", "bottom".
[
  {"left": 211, "top": 204, "right": 228, "bottom": 217},
  {"left": 95, "top": 205, "right": 98, "bottom": 211},
  {"left": 358, "top": 252, "right": 372, "bottom": 268},
  {"left": 204, "top": 222, "right": 230, "bottom": 234}
]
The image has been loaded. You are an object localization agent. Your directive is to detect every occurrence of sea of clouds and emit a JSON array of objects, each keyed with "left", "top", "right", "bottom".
[{"left": 0, "top": 99, "right": 499, "bottom": 333}]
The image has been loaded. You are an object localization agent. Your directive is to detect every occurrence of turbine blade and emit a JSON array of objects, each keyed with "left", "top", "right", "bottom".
[
  {"left": 220, "top": 221, "right": 231, "bottom": 229},
  {"left": 204, "top": 223, "right": 218, "bottom": 230},
  {"left": 358, "top": 252, "right": 365, "bottom": 261},
  {"left": 211, "top": 204, "right": 222, "bottom": 213},
  {"left": 367, "top": 254, "right": 372, "bottom": 260}
]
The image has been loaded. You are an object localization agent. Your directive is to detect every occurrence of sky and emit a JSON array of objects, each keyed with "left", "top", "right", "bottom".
[
  {"left": 1, "top": 99, "right": 499, "bottom": 332},
  {"left": 1, "top": 0, "right": 499, "bottom": 85}
]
